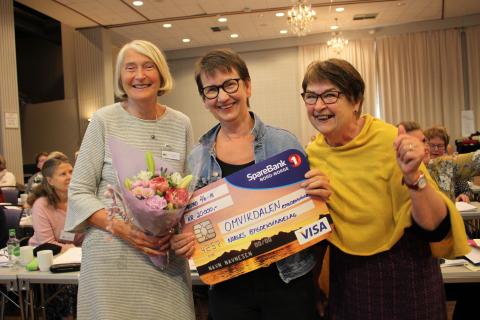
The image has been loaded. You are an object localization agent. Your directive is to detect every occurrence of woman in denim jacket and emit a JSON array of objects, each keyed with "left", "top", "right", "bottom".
[{"left": 172, "top": 49, "right": 329, "bottom": 320}]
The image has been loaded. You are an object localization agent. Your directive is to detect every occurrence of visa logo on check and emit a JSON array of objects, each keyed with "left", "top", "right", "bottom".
[{"left": 295, "top": 217, "right": 331, "bottom": 245}]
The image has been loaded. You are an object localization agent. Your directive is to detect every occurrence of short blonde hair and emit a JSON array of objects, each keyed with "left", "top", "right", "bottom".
[{"left": 114, "top": 40, "right": 173, "bottom": 99}]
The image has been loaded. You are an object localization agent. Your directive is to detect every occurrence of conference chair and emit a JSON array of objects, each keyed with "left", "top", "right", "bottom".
[
  {"left": 1, "top": 206, "right": 22, "bottom": 235},
  {"left": 0, "top": 187, "right": 19, "bottom": 205}
]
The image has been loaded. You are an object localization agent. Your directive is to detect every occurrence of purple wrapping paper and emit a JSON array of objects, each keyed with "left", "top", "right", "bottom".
[{"left": 108, "top": 137, "right": 189, "bottom": 268}]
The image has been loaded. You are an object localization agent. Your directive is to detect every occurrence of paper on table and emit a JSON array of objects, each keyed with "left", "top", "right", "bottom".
[
  {"left": 52, "top": 247, "right": 81, "bottom": 265},
  {"left": 0, "top": 259, "right": 9, "bottom": 267},
  {"left": 440, "top": 258, "right": 468, "bottom": 267},
  {"left": 465, "top": 246, "right": 480, "bottom": 265},
  {"left": 0, "top": 248, "right": 9, "bottom": 267},
  {"left": 455, "top": 201, "right": 477, "bottom": 212},
  {"left": 465, "top": 263, "right": 480, "bottom": 272}
]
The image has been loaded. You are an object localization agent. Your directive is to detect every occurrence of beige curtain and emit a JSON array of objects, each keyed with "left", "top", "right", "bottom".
[
  {"left": 466, "top": 25, "right": 480, "bottom": 130},
  {"left": 297, "top": 39, "right": 376, "bottom": 145},
  {"left": 377, "top": 29, "right": 464, "bottom": 139}
]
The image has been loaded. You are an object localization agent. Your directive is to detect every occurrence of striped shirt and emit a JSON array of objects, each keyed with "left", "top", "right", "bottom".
[{"left": 66, "top": 103, "right": 195, "bottom": 320}]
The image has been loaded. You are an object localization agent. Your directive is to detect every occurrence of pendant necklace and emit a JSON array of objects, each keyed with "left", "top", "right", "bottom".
[
  {"left": 123, "top": 102, "right": 159, "bottom": 139},
  {"left": 150, "top": 105, "right": 159, "bottom": 140}
]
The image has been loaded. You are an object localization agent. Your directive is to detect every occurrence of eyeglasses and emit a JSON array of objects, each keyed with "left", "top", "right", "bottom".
[
  {"left": 202, "top": 78, "right": 241, "bottom": 99},
  {"left": 301, "top": 90, "right": 342, "bottom": 105},
  {"left": 428, "top": 143, "right": 445, "bottom": 150}
]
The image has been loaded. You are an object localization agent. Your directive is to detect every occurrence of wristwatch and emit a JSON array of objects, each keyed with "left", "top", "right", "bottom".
[{"left": 402, "top": 173, "right": 427, "bottom": 191}]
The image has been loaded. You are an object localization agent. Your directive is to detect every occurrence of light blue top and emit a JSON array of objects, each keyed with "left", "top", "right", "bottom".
[{"left": 188, "top": 111, "right": 316, "bottom": 283}]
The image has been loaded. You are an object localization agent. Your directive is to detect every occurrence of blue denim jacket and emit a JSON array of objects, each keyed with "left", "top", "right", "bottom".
[{"left": 187, "top": 112, "right": 316, "bottom": 283}]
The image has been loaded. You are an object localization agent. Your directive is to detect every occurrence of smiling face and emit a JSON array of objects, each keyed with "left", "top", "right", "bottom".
[
  {"left": 304, "top": 80, "right": 360, "bottom": 145},
  {"left": 46, "top": 162, "right": 73, "bottom": 194},
  {"left": 120, "top": 49, "right": 161, "bottom": 103},
  {"left": 200, "top": 69, "right": 251, "bottom": 125}
]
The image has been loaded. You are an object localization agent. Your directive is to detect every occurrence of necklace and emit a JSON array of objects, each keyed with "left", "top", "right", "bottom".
[
  {"left": 150, "top": 106, "right": 159, "bottom": 140},
  {"left": 122, "top": 102, "right": 159, "bottom": 140}
]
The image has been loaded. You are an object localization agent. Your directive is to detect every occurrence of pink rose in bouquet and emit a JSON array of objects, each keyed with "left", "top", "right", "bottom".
[
  {"left": 165, "top": 187, "right": 189, "bottom": 208},
  {"left": 108, "top": 138, "right": 196, "bottom": 269},
  {"left": 149, "top": 176, "right": 169, "bottom": 193}
]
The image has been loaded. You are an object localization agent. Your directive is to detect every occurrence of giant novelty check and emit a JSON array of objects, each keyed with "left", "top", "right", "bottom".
[{"left": 182, "top": 149, "right": 332, "bottom": 285}]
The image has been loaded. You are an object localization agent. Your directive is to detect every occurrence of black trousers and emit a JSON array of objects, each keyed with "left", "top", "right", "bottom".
[
  {"left": 208, "top": 264, "right": 320, "bottom": 320},
  {"left": 445, "top": 283, "right": 480, "bottom": 320}
]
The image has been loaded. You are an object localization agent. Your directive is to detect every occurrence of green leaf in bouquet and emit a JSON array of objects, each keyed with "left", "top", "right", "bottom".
[
  {"left": 179, "top": 174, "right": 193, "bottom": 188},
  {"left": 124, "top": 177, "right": 132, "bottom": 190},
  {"left": 146, "top": 151, "right": 156, "bottom": 175}
]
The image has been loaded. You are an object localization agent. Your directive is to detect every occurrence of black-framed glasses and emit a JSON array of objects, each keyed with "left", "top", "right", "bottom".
[
  {"left": 202, "top": 78, "right": 241, "bottom": 99},
  {"left": 428, "top": 143, "right": 445, "bottom": 150},
  {"left": 301, "top": 90, "right": 342, "bottom": 105}
]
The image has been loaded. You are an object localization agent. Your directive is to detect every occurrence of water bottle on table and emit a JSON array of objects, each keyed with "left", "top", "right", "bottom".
[{"left": 6, "top": 228, "right": 20, "bottom": 267}]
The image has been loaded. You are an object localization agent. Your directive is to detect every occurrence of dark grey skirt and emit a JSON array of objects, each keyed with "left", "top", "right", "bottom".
[{"left": 327, "top": 228, "right": 447, "bottom": 320}]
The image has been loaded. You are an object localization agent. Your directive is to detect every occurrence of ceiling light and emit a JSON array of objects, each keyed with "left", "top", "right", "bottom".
[
  {"left": 230, "top": 33, "right": 239, "bottom": 38},
  {"left": 287, "top": 0, "right": 316, "bottom": 36},
  {"left": 280, "top": 30, "right": 288, "bottom": 34},
  {"left": 335, "top": 7, "right": 345, "bottom": 12},
  {"left": 327, "top": 18, "right": 348, "bottom": 54},
  {"left": 182, "top": 38, "right": 191, "bottom": 43},
  {"left": 328, "top": 32, "right": 348, "bottom": 54},
  {"left": 218, "top": 17, "right": 227, "bottom": 23},
  {"left": 132, "top": 1, "right": 143, "bottom": 6},
  {"left": 275, "top": 12, "right": 285, "bottom": 17},
  {"left": 163, "top": 23, "right": 172, "bottom": 28}
]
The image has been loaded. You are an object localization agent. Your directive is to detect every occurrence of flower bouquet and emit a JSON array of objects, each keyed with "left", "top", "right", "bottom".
[{"left": 107, "top": 138, "right": 196, "bottom": 269}]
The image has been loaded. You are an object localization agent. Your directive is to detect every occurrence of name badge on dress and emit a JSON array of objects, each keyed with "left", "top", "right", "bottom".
[
  {"left": 162, "top": 150, "right": 180, "bottom": 160},
  {"left": 60, "top": 231, "right": 76, "bottom": 242}
]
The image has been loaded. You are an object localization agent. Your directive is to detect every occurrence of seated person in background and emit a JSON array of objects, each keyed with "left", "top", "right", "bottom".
[
  {"left": 0, "top": 154, "right": 16, "bottom": 187},
  {"left": 424, "top": 125, "right": 451, "bottom": 159},
  {"left": 27, "top": 152, "right": 83, "bottom": 251},
  {"left": 25, "top": 151, "right": 49, "bottom": 195},
  {"left": 424, "top": 126, "right": 473, "bottom": 199},
  {"left": 404, "top": 122, "right": 480, "bottom": 320},
  {"left": 401, "top": 121, "right": 480, "bottom": 203},
  {"left": 26, "top": 152, "right": 81, "bottom": 320}
]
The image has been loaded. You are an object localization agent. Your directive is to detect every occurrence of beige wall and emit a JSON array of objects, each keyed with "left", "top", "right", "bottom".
[
  {"left": 0, "top": 0, "right": 23, "bottom": 182},
  {"left": 162, "top": 47, "right": 302, "bottom": 143}
]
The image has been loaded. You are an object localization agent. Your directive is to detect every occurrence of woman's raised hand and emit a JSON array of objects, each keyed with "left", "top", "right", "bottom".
[{"left": 394, "top": 125, "right": 425, "bottom": 181}]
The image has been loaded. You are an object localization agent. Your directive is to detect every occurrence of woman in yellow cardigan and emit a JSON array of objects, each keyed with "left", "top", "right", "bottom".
[{"left": 301, "top": 59, "right": 469, "bottom": 319}]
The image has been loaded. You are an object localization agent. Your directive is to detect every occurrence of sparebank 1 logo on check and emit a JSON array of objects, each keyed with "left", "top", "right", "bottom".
[
  {"left": 246, "top": 153, "right": 303, "bottom": 182},
  {"left": 295, "top": 217, "right": 331, "bottom": 245}
]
